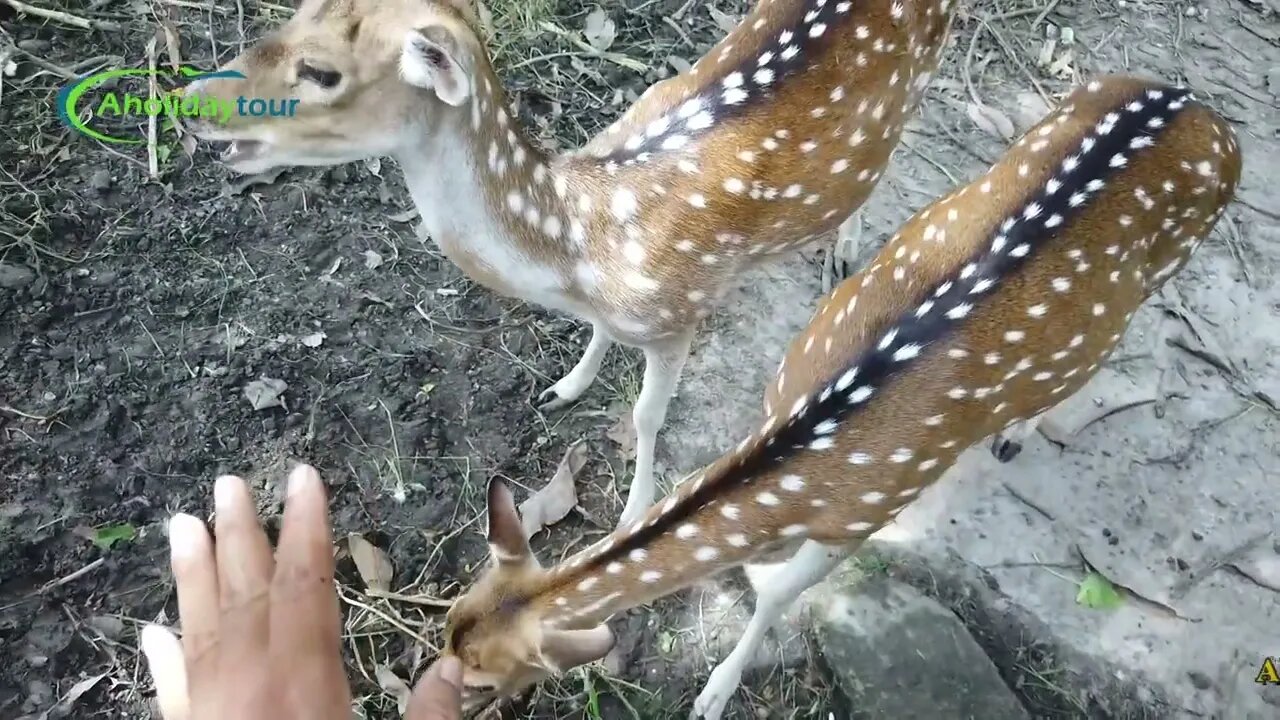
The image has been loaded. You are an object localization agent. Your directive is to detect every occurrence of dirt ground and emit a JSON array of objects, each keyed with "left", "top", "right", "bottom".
[{"left": 1, "top": 0, "right": 1276, "bottom": 719}]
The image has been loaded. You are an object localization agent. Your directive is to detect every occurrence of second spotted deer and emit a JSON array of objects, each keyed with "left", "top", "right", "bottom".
[
  {"left": 436, "top": 74, "right": 1242, "bottom": 720},
  {"left": 181, "top": 0, "right": 957, "bottom": 528}
]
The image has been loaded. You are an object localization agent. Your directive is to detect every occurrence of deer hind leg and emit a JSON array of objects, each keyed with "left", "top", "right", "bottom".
[
  {"left": 990, "top": 413, "right": 1045, "bottom": 463},
  {"left": 821, "top": 210, "right": 864, "bottom": 294},
  {"left": 538, "top": 322, "right": 613, "bottom": 411},
  {"left": 691, "top": 541, "right": 851, "bottom": 720},
  {"left": 617, "top": 329, "right": 696, "bottom": 529}
]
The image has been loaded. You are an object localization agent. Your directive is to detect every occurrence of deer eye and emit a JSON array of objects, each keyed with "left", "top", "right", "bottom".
[{"left": 297, "top": 61, "right": 341, "bottom": 88}]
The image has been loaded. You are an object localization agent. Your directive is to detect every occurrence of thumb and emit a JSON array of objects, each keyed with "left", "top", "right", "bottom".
[{"left": 407, "top": 656, "right": 463, "bottom": 720}]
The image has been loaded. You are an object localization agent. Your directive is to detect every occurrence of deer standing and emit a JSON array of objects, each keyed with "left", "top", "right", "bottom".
[
  {"left": 436, "top": 74, "right": 1242, "bottom": 719},
  {"left": 181, "top": 0, "right": 957, "bottom": 528}
]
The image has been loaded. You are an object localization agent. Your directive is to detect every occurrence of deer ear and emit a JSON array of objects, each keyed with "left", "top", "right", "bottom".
[
  {"left": 400, "top": 24, "right": 471, "bottom": 106},
  {"left": 485, "top": 478, "right": 532, "bottom": 564},
  {"left": 539, "top": 625, "right": 615, "bottom": 673}
]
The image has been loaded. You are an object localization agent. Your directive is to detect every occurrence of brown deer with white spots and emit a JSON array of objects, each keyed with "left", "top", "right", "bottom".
[
  {"left": 180, "top": 0, "right": 957, "bottom": 529},
  {"left": 435, "top": 73, "right": 1242, "bottom": 719}
]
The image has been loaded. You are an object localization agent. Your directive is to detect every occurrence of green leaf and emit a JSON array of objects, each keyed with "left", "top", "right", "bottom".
[
  {"left": 157, "top": 143, "right": 173, "bottom": 163},
  {"left": 91, "top": 523, "right": 137, "bottom": 550},
  {"left": 1076, "top": 571, "right": 1123, "bottom": 610}
]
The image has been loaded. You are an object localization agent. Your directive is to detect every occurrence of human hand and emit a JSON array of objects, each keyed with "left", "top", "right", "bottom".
[
  {"left": 139, "top": 465, "right": 353, "bottom": 719},
  {"left": 139, "top": 463, "right": 465, "bottom": 719}
]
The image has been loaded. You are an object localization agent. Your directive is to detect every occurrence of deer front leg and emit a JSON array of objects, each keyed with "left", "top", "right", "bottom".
[
  {"left": 691, "top": 541, "right": 851, "bottom": 720},
  {"left": 538, "top": 323, "right": 613, "bottom": 411},
  {"left": 617, "top": 330, "right": 695, "bottom": 529},
  {"left": 821, "top": 210, "right": 863, "bottom": 294},
  {"left": 990, "top": 413, "right": 1044, "bottom": 463}
]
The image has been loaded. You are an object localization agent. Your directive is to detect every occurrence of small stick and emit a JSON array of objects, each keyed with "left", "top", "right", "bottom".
[
  {"left": 38, "top": 558, "right": 106, "bottom": 594},
  {"left": 1, "top": 0, "right": 123, "bottom": 31},
  {"left": 146, "top": 34, "right": 160, "bottom": 179}
]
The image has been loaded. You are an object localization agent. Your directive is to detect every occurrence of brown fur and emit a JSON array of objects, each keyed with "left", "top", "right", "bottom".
[{"left": 439, "top": 73, "right": 1241, "bottom": 711}]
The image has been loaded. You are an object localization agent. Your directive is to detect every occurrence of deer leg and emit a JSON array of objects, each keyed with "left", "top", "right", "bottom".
[
  {"left": 990, "top": 414, "right": 1044, "bottom": 463},
  {"left": 822, "top": 210, "right": 863, "bottom": 294},
  {"left": 617, "top": 330, "right": 695, "bottom": 529},
  {"left": 691, "top": 541, "right": 851, "bottom": 720},
  {"left": 538, "top": 323, "right": 613, "bottom": 411},
  {"left": 741, "top": 561, "right": 790, "bottom": 642}
]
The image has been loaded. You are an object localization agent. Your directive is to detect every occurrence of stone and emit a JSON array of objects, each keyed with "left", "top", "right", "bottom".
[{"left": 810, "top": 576, "right": 1029, "bottom": 720}]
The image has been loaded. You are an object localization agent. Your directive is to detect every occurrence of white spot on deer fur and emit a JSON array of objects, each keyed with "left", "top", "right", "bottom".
[
  {"left": 607, "top": 562, "right": 623, "bottom": 574},
  {"left": 629, "top": 549, "right": 647, "bottom": 562},
  {"left": 1093, "top": 303, "right": 1106, "bottom": 316},
  {"left": 757, "top": 492, "right": 780, "bottom": 506},
  {"left": 687, "top": 111, "right": 714, "bottom": 130},
  {"left": 861, "top": 491, "right": 886, "bottom": 504},
  {"left": 577, "top": 577, "right": 598, "bottom": 591},
  {"left": 688, "top": 193, "right": 707, "bottom": 208},
  {"left": 846, "top": 521, "right": 873, "bottom": 532},
  {"left": 640, "top": 571, "right": 662, "bottom": 583},
  {"left": 610, "top": 189, "right": 636, "bottom": 221},
  {"left": 831, "top": 159, "right": 850, "bottom": 174},
  {"left": 676, "top": 524, "right": 698, "bottom": 539},
  {"left": 780, "top": 524, "right": 808, "bottom": 537},
  {"left": 780, "top": 475, "right": 806, "bottom": 492},
  {"left": 889, "top": 448, "right": 913, "bottom": 463},
  {"left": 695, "top": 546, "right": 719, "bottom": 562},
  {"left": 848, "top": 451, "right": 872, "bottom": 465},
  {"left": 1027, "top": 304, "right": 1047, "bottom": 318},
  {"left": 727, "top": 534, "right": 748, "bottom": 547},
  {"left": 1005, "top": 330, "right": 1026, "bottom": 343}
]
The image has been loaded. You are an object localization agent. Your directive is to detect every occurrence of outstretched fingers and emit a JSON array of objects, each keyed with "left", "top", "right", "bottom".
[
  {"left": 212, "top": 474, "right": 276, "bottom": 715},
  {"left": 166, "top": 512, "right": 221, "bottom": 718},
  {"left": 269, "top": 464, "right": 351, "bottom": 715}
]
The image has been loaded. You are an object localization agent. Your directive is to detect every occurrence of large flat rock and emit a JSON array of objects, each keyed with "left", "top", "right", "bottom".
[{"left": 811, "top": 576, "right": 1029, "bottom": 719}]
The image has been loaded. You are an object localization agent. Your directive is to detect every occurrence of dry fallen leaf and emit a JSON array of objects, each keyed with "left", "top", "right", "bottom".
[
  {"left": 243, "top": 377, "right": 287, "bottom": 411},
  {"left": 37, "top": 672, "right": 107, "bottom": 720},
  {"left": 519, "top": 441, "right": 588, "bottom": 539},
  {"left": 376, "top": 665, "right": 413, "bottom": 714},
  {"left": 708, "top": 6, "right": 740, "bottom": 33},
  {"left": 347, "top": 533, "right": 394, "bottom": 592},
  {"left": 364, "top": 249, "right": 384, "bottom": 269},
  {"left": 606, "top": 410, "right": 637, "bottom": 459},
  {"left": 301, "top": 331, "right": 326, "bottom": 348},
  {"left": 583, "top": 8, "right": 616, "bottom": 51},
  {"left": 966, "top": 102, "right": 1016, "bottom": 141}
]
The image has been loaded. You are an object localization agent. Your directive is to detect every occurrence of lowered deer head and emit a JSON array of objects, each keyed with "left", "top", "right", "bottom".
[{"left": 441, "top": 480, "right": 615, "bottom": 712}]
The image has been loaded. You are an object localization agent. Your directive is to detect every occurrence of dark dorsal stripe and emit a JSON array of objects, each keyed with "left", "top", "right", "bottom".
[
  {"left": 563, "top": 82, "right": 1193, "bottom": 578},
  {"left": 590, "top": 0, "right": 867, "bottom": 165}
]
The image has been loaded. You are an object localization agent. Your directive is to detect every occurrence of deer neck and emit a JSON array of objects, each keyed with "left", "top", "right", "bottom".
[
  {"left": 521, "top": 450, "right": 802, "bottom": 631},
  {"left": 393, "top": 64, "right": 593, "bottom": 311}
]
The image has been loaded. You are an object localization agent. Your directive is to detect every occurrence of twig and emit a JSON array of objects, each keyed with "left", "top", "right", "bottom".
[
  {"left": 1031, "top": 0, "right": 1064, "bottom": 30},
  {"left": 37, "top": 558, "right": 106, "bottom": 594},
  {"left": 1, "top": 0, "right": 123, "bottom": 31},
  {"left": 979, "top": 16, "right": 1050, "bottom": 104},
  {"left": 364, "top": 588, "right": 454, "bottom": 609},
  {"left": 337, "top": 585, "right": 438, "bottom": 651},
  {"left": 146, "top": 34, "right": 160, "bottom": 179}
]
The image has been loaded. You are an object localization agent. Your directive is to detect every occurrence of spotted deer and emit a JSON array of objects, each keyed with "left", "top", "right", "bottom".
[
  {"left": 436, "top": 73, "right": 1242, "bottom": 719},
  {"left": 180, "top": 0, "right": 957, "bottom": 528}
]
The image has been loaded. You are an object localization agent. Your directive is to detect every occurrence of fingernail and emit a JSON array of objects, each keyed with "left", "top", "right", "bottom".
[
  {"left": 287, "top": 464, "right": 316, "bottom": 498},
  {"left": 213, "top": 475, "right": 240, "bottom": 512},
  {"left": 439, "top": 656, "right": 463, "bottom": 687},
  {"left": 168, "top": 513, "right": 204, "bottom": 559}
]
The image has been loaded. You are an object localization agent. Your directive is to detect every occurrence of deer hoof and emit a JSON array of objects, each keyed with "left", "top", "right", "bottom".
[{"left": 990, "top": 435, "right": 1023, "bottom": 463}]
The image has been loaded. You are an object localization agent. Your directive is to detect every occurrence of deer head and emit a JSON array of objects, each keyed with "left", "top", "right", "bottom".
[
  {"left": 181, "top": 0, "right": 486, "bottom": 174},
  {"left": 441, "top": 479, "right": 615, "bottom": 712}
]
